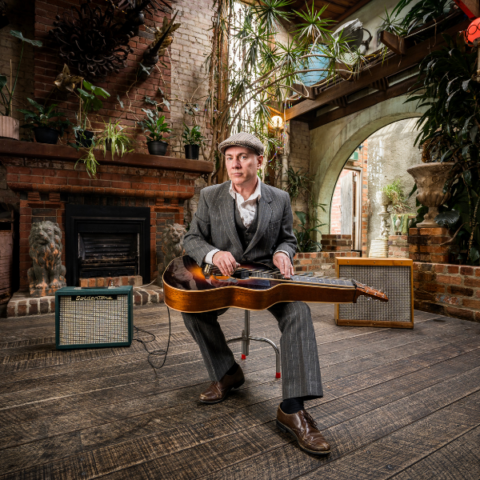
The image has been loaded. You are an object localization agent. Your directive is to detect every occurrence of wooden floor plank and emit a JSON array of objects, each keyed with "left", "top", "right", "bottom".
[
  {"left": 2, "top": 334, "right": 480, "bottom": 478},
  {"left": 0, "top": 317, "right": 468, "bottom": 437},
  {"left": 0, "top": 304, "right": 478, "bottom": 480},
  {"left": 1, "top": 329, "right": 476, "bottom": 453},
  {"left": 297, "top": 391, "right": 480, "bottom": 480},
  {"left": 390, "top": 424, "right": 480, "bottom": 480}
]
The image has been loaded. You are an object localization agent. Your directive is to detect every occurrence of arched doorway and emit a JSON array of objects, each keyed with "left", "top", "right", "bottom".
[{"left": 309, "top": 95, "right": 427, "bottom": 237}]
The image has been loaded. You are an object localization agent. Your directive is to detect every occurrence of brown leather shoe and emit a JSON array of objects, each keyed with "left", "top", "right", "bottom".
[
  {"left": 199, "top": 366, "right": 245, "bottom": 404},
  {"left": 276, "top": 405, "right": 331, "bottom": 455}
]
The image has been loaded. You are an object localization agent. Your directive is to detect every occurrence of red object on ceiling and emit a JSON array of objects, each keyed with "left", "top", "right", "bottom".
[{"left": 465, "top": 17, "right": 480, "bottom": 44}]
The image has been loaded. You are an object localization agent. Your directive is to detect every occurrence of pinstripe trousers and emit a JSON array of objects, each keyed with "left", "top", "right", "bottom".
[{"left": 182, "top": 301, "right": 323, "bottom": 400}]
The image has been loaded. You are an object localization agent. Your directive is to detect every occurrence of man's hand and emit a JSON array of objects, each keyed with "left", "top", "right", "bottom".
[
  {"left": 273, "top": 252, "right": 294, "bottom": 279},
  {"left": 213, "top": 251, "right": 239, "bottom": 277}
]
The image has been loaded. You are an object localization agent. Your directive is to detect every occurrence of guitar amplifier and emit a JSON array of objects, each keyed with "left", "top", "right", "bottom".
[
  {"left": 55, "top": 286, "right": 133, "bottom": 349},
  {"left": 335, "top": 258, "right": 414, "bottom": 329}
]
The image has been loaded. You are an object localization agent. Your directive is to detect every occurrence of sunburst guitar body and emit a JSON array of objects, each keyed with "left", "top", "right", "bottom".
[{"left": 163, "top": 255, "right": 388, "bottom": 313}]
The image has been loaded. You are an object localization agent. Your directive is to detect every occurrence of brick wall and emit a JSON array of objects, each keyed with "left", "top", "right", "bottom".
[
  {"left": 32, "top": 0, "right": 171, "bottom": 152},
  {"left": 294, "top": 251, "right": 361, "bottom": 277},
  {"left": 289, "top": 120, "right": 310, "bottom": 216},
  {"left": 3, "top": 156, "right": 194, "bottom": 290},
  {"left": 388, "top": 234, "right": 409, "bottom": 258},
  {"left": 321, "top": 234, "right": 352, "bottom": 252},
  {"left": 408, "top": 227, "right": 456, "bottom": 264},
  {"left": 414, "top": 262, "right": 480, "bottom": 323},
  {"left": 0, "top": 1, "right": 35, "bottom": 122},
  {"left": 168, "top": 0, "right": 213, "bottom": 160}
]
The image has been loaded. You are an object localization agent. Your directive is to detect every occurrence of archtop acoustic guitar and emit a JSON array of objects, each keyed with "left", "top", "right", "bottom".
[{"left": 163, "top": 255, "right": 388, "bottom": 313}]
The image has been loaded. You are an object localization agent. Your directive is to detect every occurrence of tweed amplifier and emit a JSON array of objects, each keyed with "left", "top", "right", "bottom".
[
  {"left": 55, "top": 286, "right": 133, "bottom": 349},
  {"left": 335, "top": 258, "right": 414, "bottom": 329}
]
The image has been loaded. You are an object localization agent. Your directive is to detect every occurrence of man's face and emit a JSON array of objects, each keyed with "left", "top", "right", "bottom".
[{"left": 225, "top": 146, "right": 263, "bottom": 188}]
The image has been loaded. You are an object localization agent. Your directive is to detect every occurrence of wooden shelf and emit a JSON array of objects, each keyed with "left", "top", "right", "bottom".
[{"left": 0, "top": 139, "right": 213, "bottom": 175}]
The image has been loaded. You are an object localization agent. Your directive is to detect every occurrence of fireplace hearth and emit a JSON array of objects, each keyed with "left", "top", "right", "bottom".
[{"left": 66, "top": 205, "right": 150, "bottom": 286}]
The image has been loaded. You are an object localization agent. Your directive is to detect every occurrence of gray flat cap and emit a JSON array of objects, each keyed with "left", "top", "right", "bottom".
[{"left": 218, "top": 132, "right": 265, "bottom": 156}]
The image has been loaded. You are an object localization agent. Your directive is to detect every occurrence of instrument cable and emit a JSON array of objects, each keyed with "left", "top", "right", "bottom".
[{"left": 133, "top": 305, "right": 172, "bottom": 379}]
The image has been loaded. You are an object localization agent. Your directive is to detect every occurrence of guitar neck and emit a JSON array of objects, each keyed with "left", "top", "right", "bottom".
[
  {"left": 205, "top": 265, "right": 388, "bottom": 302},
  {"left": 249, "top": 272, "right": 356, "bottom": 289}
]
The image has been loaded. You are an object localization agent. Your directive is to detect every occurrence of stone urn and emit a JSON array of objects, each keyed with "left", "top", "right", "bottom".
[{"left": 407, "top": 162, "right": 454, "bottom": 228}]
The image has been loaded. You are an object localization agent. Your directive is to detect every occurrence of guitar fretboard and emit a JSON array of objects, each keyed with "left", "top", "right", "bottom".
[{"left": 209, "top": 266, "right": 356, "bottom": 288}]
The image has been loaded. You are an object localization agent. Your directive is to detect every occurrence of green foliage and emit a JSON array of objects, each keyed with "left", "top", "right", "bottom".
[
  {"left": 284, "top": 166, "right": 314, "bottom": 201},
  {"left": 182, "top": 124, "right": 205, "bottom": 146},
  {"left": 138, "top": 109, "right": 172, "bottom": 142},
  {"left": 206, "top": 0, "right": 352, "bottom": 174},
  {"left": 97, "top": 121, "right": 134, "bottom": 159},
  {"left": 407, "top": 36, "right": 480, "bottom": 264},
  {"left": 294, "top": 206, "right": 325, "bottom": 252},
  {"left": 382, "top": 180, "right": 410, "bottom": 214},
  {"left": 75, "top": 146, "right": 100, "bottom": 178},
  {"left": 76, "top": 80, "right": 110, "bottom": 130},
  {"left": 0, "top": 31, "right": 43, "bottom": 117},
  {"left": 390, "top": 0, "right": 455, "bottom": 34},
  {"left": 19, "top": 98, "right": 72, "bottom": 136}
]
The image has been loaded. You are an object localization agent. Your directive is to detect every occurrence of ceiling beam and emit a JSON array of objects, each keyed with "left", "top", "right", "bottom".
[
  {"left": 333, "top": 0, "right": 374, "bottom": 24},
  {"left": 308, "top": 76, "right": 417, "bottom": 130},
  {"left": 285, "top": 18, "right": 469, "bottom": 122}
]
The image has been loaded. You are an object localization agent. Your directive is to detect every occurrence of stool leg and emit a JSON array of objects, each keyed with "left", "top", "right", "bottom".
[
  {"left": 226, "top": 310, "right": 281, "bottom": 379},
  {"left": 241, "top": 310, "right": 250, "bottom": 359}
]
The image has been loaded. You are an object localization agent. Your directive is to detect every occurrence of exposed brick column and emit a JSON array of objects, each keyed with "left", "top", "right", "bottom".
[
  {"left": 321, "top": 234, "right": 352, "bottom": 252},
  {"left": 408, "top": 227, "right": 455, "bottom": 264},
  {"left": 388, "top": 235, "right": 409, "bottom": 258}
]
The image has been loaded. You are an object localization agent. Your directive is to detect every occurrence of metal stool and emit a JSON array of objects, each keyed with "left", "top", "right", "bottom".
[{"left": 227, "top": 310, "right": 281, "bottom": 378}]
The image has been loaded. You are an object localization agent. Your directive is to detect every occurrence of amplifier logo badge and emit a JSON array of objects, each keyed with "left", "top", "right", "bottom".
[{"left": 71, "top": 295, "right": 118, "bottom": 301}]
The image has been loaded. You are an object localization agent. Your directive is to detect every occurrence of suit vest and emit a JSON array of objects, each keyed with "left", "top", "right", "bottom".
[{"left": 233, "top": 197, "right": 259, "bottom": 252}]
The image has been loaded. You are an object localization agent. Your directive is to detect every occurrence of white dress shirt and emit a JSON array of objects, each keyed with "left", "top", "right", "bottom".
[{"left": 204, "top": 179, "right": 289, "bottom": 264}]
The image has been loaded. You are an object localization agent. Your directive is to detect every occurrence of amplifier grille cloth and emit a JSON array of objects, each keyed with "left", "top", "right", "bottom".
[
  {"left": 338, "top": 265, "right": 411, "bottom": 322},
  {"left": 59, "top": 295, "right": 129, "bottom": 345}
]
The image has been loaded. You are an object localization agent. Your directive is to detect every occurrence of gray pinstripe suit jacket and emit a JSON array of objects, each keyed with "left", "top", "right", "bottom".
[{"left": 183, "top": 181, "right": 297, "bottom": 267}]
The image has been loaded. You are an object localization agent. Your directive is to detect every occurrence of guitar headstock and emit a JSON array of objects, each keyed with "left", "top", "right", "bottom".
[{"left": 353, "top": 282, "right": 389, "bottom": 303}]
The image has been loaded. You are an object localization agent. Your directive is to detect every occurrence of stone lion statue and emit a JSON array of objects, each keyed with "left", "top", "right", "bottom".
[
  {"left": 157, "top": 223, "right": 187, "bottom": 286},
  {"left": 27, "top": 221, "right": 67, "bottom": 297}
]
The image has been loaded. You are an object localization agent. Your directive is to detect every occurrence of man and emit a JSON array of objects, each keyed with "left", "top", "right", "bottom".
[{"left": 182, "top": 132, "right": 330, "bottom": 455}]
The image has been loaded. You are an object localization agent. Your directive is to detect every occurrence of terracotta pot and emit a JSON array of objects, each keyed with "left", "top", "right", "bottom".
[
  {"left": 407, "top": 162, "right": 455, "bottom": 228},
  {"left": 0, "top": 116, "right": 20, "bottom": 140}
]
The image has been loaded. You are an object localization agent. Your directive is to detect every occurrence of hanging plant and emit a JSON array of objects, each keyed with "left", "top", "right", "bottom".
[{"left": 49, "top": 0, "right": 135, "bottom": 79}]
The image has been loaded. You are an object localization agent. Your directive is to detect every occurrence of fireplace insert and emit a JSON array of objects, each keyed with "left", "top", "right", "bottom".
[{"left": 66, "top": 205, "right": 150, "bottom": 286}]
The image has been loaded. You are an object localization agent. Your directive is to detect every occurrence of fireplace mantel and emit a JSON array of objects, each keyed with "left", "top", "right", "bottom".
[
  {"left": 0, "top": 139, "right": 213, "bottom": 174},
  {"left": 0, "top": 139, "right": 203, "bottom": 292}
]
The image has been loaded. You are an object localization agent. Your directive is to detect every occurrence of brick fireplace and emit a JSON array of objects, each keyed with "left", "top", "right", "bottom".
[{"left": 1, "top": 139, "right": 212, "bottom": 300}]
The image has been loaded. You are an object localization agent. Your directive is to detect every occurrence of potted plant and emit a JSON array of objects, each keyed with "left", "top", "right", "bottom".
[
  {"left": 138, "top": 109, "right": 171, "bottom": 155},
  {"left": 75, "top": 80, "right": 110, "bottom": 147},
  {"left": 97, "top": 120, "right": 134, "bottom": 158},
  {"left": 405, "top": 35, "right": 480, "bottom": 263},
  {"left": 182, "top": 123, "right": 205, "bottom": 160},
  {"left": 382, "top": 180, "right": 414, "bottom": 235},
  {"left": 0, "top": 31, "right": 42, "bottom": 140},
  {"left": 19, "top": 98, "right": 71, "bottom": 145}
]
